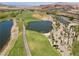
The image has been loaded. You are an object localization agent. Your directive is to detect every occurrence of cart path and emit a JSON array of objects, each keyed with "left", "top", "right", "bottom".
[{"left": 22, "top": 24, "right": 31, "bottom": 56}]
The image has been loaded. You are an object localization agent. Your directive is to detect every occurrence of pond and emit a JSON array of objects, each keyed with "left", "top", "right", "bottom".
[
  {"left": 0, "top": 20, "right": 13, "bottom": 50},
  {"left": 27, "top": 21, "right": 53, "bottom": 33}
]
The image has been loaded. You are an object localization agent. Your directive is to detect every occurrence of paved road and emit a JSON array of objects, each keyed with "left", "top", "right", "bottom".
[{"left": 22, "top": 24, "right": 31, "bottom": 56}]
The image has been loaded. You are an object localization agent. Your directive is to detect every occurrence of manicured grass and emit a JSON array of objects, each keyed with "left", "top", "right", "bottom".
[
  {"left": 72, "top": 40, "right": 79, "bottom": 56},
  {"left": 26, "top": 30, "right": 60, "bottom": 56},
  {"left": 8, "top": 11, "right": 35, "bottom": 56},
  {"left": 9, "top": 11, "right": 60, "bottom": 56},
  {"left": 23, "top": 11, "right": 60, "bottom": 56},
  {"left": 8, "top": 33, "right": 26, "bottom": 56}
]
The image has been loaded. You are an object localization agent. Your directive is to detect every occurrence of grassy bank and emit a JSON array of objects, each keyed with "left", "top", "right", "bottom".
[
  {"left": 72, "top": 25, "right": 79, "bottom": 56},
  {"left": 8, "top": 33, "right": 26, "bottom": 56},
  {"left": 24, "top": 11, "right": 60, "bottom": 56},
  {"left": 72, "top": 40, "right": 79, "bottom": 56},
  {"left": 9, "top": 11, "right": 60, "bottom": 56},
  {"left": 26, "top": 30, "right": 60, "bottom": 56}
]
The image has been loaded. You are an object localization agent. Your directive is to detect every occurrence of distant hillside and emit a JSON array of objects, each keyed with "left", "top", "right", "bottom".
[
  {"left": 35, "top": 2, "right": 79, "bottom": 10},
  {"left": 0, "top": 3, "right": 8, "bottom": 7},
  {"left": 0, "top": 2, "right": 79, "bottom": 11},
  {"left": 0, "top": 3, "right": 16, "bottom": 8}
]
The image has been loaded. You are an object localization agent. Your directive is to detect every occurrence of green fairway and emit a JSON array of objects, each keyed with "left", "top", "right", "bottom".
[
  {"left": 8, "top": 11, "right": 60, "bottom": 56},
  {"left": 9, "top": 33, "right": 26, "bottom": 56},
  {"left": 0, "top": 3, "right": 79, "bottom": 56},
  {"left": 23, "top": 11, "right": 60, "bottom": 56},
  {"left": 26, "top": 30, "right": 60, "bottom": 56}
]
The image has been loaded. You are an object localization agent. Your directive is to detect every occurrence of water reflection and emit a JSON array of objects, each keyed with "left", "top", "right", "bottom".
[
  {"left": 0, "top": 20, "right": 13, "bottom": 50},
  {"left": 27, "top": 21, "right": 53, "bottom": 33}
]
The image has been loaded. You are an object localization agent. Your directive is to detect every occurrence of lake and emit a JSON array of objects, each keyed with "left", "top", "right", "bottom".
[
  {"left": 0, "top": 20, "right": 13, "bottom": 50},
  {"left": 27, "top": 21, "right": 53, "bottom": 33}
]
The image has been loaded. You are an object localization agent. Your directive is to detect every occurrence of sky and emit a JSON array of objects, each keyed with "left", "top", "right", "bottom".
[
  {"left": 0, "top": 2, "right": 55, "bottom": 6},
  {"left": 0, "top": 0, "right": 79, "bottom": 2},
  {"left": 0, "top": 2, "right": 79, "bottom": 6}
]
